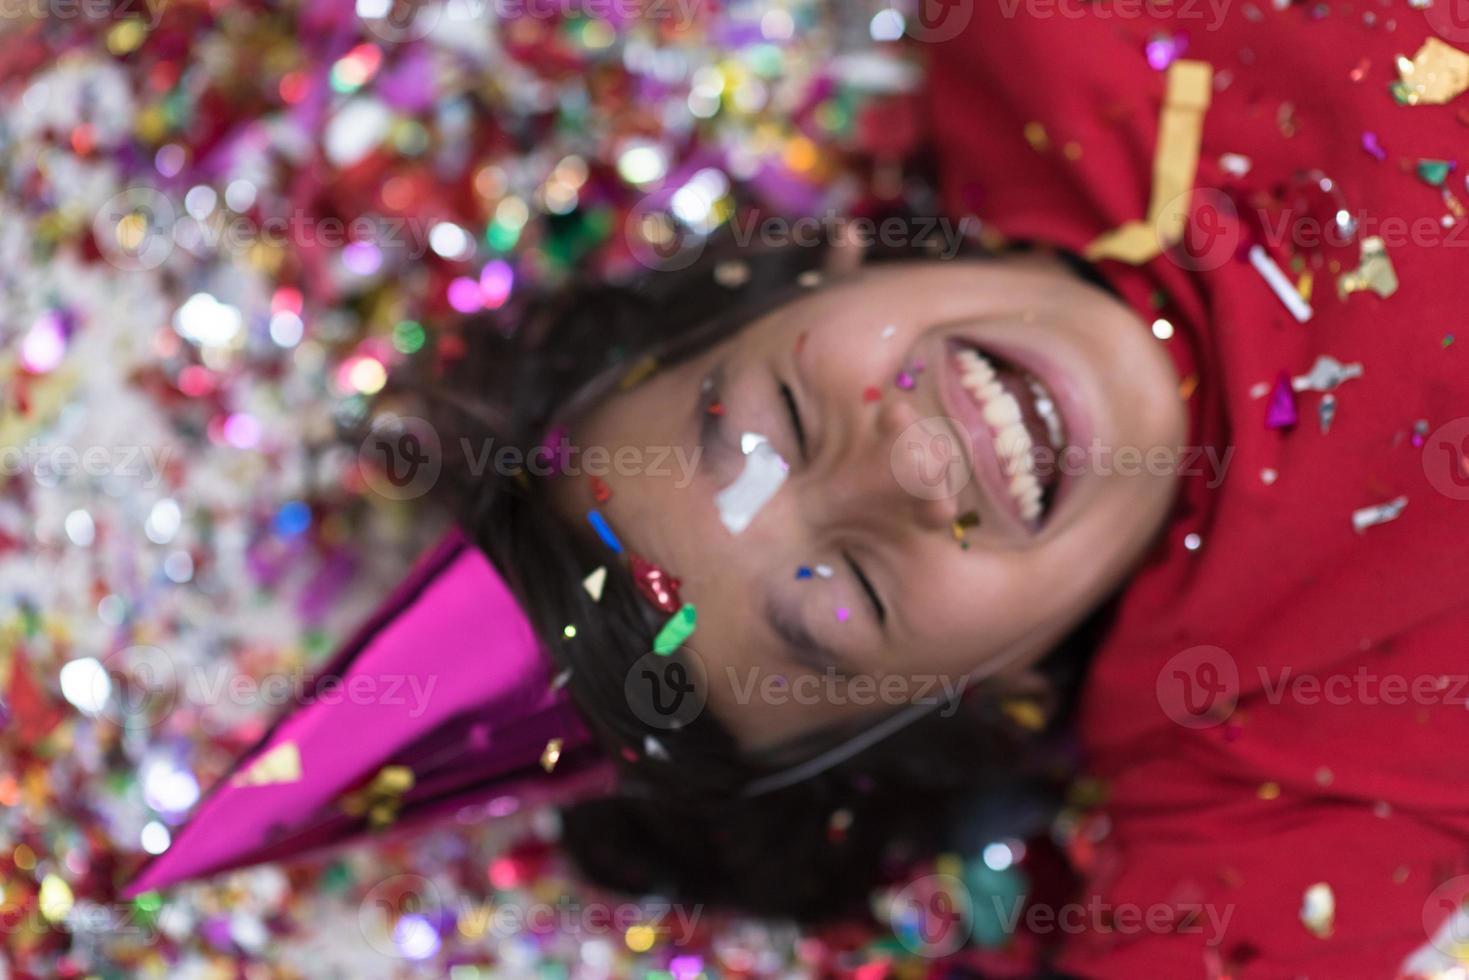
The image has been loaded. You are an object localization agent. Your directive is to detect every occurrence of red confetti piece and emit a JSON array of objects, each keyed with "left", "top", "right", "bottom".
[
  {"left": 589, "top": 476, "right": 611, "bottom": 503},
  {"left": 862, "top": 386, "right": 881, "bottom": 403},
  {"left": 629, "top": 554, "right": 682, "bottom": 614}
]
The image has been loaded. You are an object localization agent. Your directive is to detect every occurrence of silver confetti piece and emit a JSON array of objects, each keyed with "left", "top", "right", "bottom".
[
  {"left": 1352, "top": 495, "right": 1407, "bottom": 533},
  {"left": 1319, "top": 393, "right": 1337, "bottom": 434},
  {"left": 1293, "top": 355, "right": 1364, "bottom": 393}
]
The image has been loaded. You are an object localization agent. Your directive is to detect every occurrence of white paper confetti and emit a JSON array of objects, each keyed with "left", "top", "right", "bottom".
[
  {"left": 1352, "top": 496, "right": 1408, "bottom": 533},
  {"left": 716, "top": 434, "right": 789, "bottom": 535}
]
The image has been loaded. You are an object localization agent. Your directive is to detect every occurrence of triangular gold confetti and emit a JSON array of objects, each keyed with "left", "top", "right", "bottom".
[
  {"left": 230, "top": 741, "right": 302, "bottom": 787},
  {"left": 540, "top": 737, "right": 564, "bottom": 773},
  {"left": 582, "top": 566, "right": 607, "bottom": 602}
]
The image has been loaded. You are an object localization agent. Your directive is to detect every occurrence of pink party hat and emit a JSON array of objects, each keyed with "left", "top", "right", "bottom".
[{"left": 123, "top": 531, "right": 615, "bottom": 897}]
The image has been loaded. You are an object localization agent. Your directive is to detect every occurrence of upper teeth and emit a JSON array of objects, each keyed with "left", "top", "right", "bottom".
[{"left": 955, "top": 347, "right": 1061, "bottom": 523}]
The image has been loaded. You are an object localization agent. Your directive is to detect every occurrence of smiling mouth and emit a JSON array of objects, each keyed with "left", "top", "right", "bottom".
[{"left": 949, "top": 342, "right": 1068, "bottom": 526}]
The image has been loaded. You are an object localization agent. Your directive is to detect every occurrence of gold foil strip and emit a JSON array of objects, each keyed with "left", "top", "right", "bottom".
[{"left": 1085, "top": 60, "right": 1215, "bottom": 265}]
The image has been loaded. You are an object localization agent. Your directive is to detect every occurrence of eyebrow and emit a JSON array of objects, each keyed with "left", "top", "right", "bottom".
[{"left": 765, "top": 597, "right": 855, "bottom": 678}]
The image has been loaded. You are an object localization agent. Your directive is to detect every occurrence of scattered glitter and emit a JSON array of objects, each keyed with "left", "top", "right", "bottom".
[
  {"left": 587, "top": 510, "right": 622, "bottom": 553},
  {"left": 1145, "top": 32, "right": 1187, "bottom": 71},
  {"left": 835, "top": 606, "right": 851, "bottom": 623},
  {"left": 1319, "top": 393, "right": 1337, "bottom": 433},
  {"left": 21, "top": 313, "right": 68, "bottom": 373},
  {"left": 1261, "top": 468, "right": 1278, "bottom": 485},
  {"left": 1352, "top": 496, "right": 1408, "bottom": 533},
  {"left": 894, "top": 371, "right": 916, "bottom": 390},
  {"left": 1394, "top": 37, "right": 1469, "bottom": 105},
  {"left": 1293, "top": 355, "right": 1364, "bottom": 392},
  {"left": 582, "top": 566, "right": 607, "bottom": 602},
  {"left": 1337, "top": 235, "right": 1398, "bottom": 299},
  {"left": 652, "top": 603, "right": 698, "bottom": 655},
  {"left": 539, "top": 738, "right": 563, "bottom": 773},
  {"left": 1249, "top": 245, "right": 1313, "bottom": 323},
  {"left": 1360, "top": 131, "right": 1386, "bottom": 161},
  {"left": 1184, "top": 532, "right": 1203, "bottom": 552},
  {"left": 1417, "top": 159, "right": 1454, "bottom": 187},
  {"left": 1300, "top": 883, "right": 1335, "bottom": 938},
  {"left": 714, "top": 260, "right": 750, "bottom": 288},
  {"left": 1266, "top": 372, "right": 1299, "bottom": 429},
  {"left": 642, "top": 735, "right": 669, "bottom": 760},
  {"left": 862, "top": 386, "right": 882, "bottom": 403},
  {"left": 1151, "top": 318, "right": 1175, "bottom": 340},
  {"left": 630, "top": 554, "right": 682, "bottom": 613}
]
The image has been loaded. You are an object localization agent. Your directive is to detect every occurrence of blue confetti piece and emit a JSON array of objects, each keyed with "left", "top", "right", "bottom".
[
  {"left": 795, "top": 566, "right": 813, "bottom": 580},
  {"left": 588, "top": 509, "right": 622, "bottom": 553},
  {"left": 273, "top": 500, "right": 312, "bottom": 537}
]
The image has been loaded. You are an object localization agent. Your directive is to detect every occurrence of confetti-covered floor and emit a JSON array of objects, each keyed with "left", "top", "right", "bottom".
[{"left": 0, "top": 2, "right": 1044, "bottom": 975}]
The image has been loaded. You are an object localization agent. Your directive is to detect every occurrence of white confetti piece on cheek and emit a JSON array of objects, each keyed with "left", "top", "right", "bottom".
[{"left": 716, "top": 434, "right": 788, "bottom": 535}]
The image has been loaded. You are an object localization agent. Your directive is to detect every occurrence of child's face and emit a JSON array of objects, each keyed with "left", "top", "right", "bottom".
[{"left": 557, "top": 255, "right": 1186, "bottom": 748}]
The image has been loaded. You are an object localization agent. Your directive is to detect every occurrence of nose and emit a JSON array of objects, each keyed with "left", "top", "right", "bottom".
[{"left": 804, "top": 397, "right": 965, "bottom": 536}]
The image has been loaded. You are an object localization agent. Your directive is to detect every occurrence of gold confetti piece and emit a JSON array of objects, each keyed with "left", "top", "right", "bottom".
[
  {"left": 617, "top": 354, "right": 659, "bottom": 391},
  {"left": 231, "top": 741, "right": 302, "bottom": 787},
  {"left": 1085, "top": 60, "right": 1214, "bottom": 265},
  {"left": 540, "top": 737, "right": 564, "bottom": 773},
  {"left": 1023, "top": 121, "right": 1050, "bottom": 152},
  {"left": 1395, "top": 37, "right": 1469, "bottom": 106},
  {"left": 341, "top": 765, "right": 415, "bottom": 829},
  {"left": 1297, "top": 270, "right": 1313, "bottom": 303},
  {"left": 1002, "top": 698, "right": 1047, "bottom": 732},
  {"left": 1337, "top": 236, "right": 1398, "bottom": 300},
  {"left": 1445, "top": 187, "right": 1466, "bottom": 220},
  {"left": 1258, "top": 781, "right": 1281, "bottom": 800},
  {"left": 582, "top": 566, "right": 607, "bottom": 602},
  {"left": 1300, "top": 882, "right": 1335, "bottom": 938}
]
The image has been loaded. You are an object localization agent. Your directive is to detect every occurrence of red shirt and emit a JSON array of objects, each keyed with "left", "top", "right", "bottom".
[{"left": 928, "top": 5, "right": 1469, "bottom": 977}]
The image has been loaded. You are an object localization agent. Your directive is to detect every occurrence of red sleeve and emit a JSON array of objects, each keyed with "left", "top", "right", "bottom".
[{"left": 925, "top": 5, "right": 1469, "bottom": 976}]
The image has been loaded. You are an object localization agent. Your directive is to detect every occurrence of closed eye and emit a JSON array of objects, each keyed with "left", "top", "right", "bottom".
[
  {"left": 844, "top": 552, "right": 886, "bottom": 625},
  {"left": 778, "top": 381, "right": 807, "bottom": 460}
]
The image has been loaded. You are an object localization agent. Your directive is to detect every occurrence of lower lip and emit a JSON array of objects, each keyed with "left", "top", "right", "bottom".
[{"left": 944, "top": 338, "right": 1092, "bottom": 531}]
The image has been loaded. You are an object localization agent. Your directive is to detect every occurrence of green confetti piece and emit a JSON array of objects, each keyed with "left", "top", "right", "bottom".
[
  {"left": 1417, "top": 159, "right": 1453, "bottom": 187},
  {"left": 652, "top": 603, "right": 697, "bottom": 656}
]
